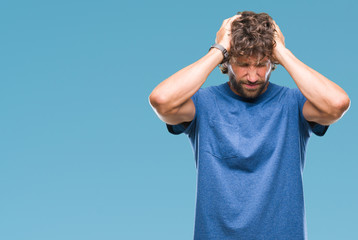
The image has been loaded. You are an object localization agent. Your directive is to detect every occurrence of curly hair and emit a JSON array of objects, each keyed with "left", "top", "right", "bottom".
[{"left": 220, "top": 11, "right": 277, "bottom": 74}]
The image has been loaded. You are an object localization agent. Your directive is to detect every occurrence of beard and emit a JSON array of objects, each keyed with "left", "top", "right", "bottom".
[{"left": 228, "top": 67, "right": 271, "bottom": 100}]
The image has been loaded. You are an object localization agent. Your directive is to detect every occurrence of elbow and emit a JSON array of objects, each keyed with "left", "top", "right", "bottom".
[
  {"left": 336, "top": 95, "right": 351, "bottom": 114},
  {"left": 148, "top": 91, "right": 172, "bottom": 114},
  {"left": 148, "top": 92, "right": 160, "bottom": 108},
  {"left": 148, "top": 92, "right": 163, "bottom": 110},
  {"left": 330, "top": 95, "right": 351, "bottom": 120}
]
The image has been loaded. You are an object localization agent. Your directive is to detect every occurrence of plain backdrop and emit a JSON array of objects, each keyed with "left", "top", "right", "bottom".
[{"left": 1, "top": 0, "right": 357, "bottom": 239}]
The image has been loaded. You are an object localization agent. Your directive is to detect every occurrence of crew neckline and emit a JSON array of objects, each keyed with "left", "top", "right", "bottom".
[{"left": 222, "top": 81, "right": 274, "bottom": 103}]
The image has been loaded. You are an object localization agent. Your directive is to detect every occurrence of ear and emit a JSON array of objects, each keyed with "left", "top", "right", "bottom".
[{"left": 227, "top": 63, "right": 236, "bottom": 77}]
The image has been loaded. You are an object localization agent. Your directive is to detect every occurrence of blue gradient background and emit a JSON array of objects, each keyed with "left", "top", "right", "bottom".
[{"left": 1, "top": 0, "right": 357, "bottom": 239}]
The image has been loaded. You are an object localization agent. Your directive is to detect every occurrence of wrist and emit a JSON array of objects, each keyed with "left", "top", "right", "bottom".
[
  {"left": 273, "top": 44, "right": 289, "bottom": 65},
  {"left": 209, "top": 43, "right": 229, "bottom": 64},
  {"left": 217, "top": 41, "right": 230, "bottom": 52},
  {"left": 208, "top": 47, "right": 225, "bottom": 63}
]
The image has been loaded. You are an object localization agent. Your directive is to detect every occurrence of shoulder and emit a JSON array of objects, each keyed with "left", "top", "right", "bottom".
[
  {"left": 271, "top": 83, "right": 303, "bottom": 101},
  {"left": 270, "top": 82, "right": 290, "bottom": 95},
  {"left": 193, "top": 83, "right": 226, "bottom": 101},
  {"left": 288, "top": 87, "right": 307, "bottom": 105},
  {"left": 199, "top": 83, "right": 224, "bottom": 94},
  {"left": 264, "top": 82, "right": 293, "bottom": 103}
]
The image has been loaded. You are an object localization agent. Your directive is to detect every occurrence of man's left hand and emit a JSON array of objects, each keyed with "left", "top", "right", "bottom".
[{"left": 272, "top": 20, "right": 286, "bottom": 65}]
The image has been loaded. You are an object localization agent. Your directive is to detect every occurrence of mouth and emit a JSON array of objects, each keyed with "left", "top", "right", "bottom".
[{"left": 243, "top": 83, "right": 260, "bottom": 89}]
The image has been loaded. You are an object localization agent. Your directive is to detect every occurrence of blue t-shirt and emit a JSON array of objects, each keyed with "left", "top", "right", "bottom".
[{"left": 166, "top": 82, "right": 329, "bottom": 240}]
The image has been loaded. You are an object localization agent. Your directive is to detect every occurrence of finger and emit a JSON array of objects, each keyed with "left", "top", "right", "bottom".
[
  {"left": 272, "top": 20, "right": 280, "bottom": 29},
  {"left": 222, "top": 14, "right": 241, "bottom": 25},
  {"left": 221, "top": 18, "right": 230, "bottom": 27},
  {"left": 229, "top": 14, "right": 241, "bottom": 23},
  {"left": 225, "top": 14, "right": 241, "bottom": 30}
]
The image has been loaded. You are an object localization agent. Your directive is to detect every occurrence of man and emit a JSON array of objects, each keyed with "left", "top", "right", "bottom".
[{"left": 149, "top": 11, "right": 350, "bottom": 239}]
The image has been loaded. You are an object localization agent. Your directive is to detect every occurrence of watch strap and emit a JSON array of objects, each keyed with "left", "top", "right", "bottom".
[{"left": 209, "top": 43, "right": 229, "bottom": 64}]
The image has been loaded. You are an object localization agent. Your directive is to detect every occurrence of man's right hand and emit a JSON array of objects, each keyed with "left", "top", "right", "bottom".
[
  {"left": 215, "top": 14, "right": 241, "bottom": 52},
  {"left": 149, "top": 15, "right": 243, "bottom": 126}
]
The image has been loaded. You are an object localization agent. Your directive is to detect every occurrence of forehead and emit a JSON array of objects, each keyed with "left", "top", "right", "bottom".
[{"left": 232, "top": 55, "right": 270, "bottom": 64}]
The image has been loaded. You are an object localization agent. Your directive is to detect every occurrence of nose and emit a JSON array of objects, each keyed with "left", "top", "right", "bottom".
[{"left": 246, "top": 67, "right": 259, "bottom": 83}]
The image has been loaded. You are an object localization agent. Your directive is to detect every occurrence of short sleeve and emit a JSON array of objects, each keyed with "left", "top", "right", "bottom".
[
  {"left": 293, "top": 88, "right": 329, "bottom": 137},
  {"left": 166, "top": 90, "right": 199, "bottom": 136}
]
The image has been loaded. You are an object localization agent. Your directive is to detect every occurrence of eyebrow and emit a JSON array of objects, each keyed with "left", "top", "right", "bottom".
[{"left": 235, "top": 60, "right": 269, "bottom": 65}]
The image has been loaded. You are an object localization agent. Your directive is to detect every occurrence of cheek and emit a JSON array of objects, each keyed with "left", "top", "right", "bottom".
[
  {"left": 258, "top": 68, "right": 271, "bottom": 77},
  {"left": 233, "top": 68, "right": 246, "bottom": 77},
  {"left": 258, "top": 68, "right": 268, "bottom": 74}
]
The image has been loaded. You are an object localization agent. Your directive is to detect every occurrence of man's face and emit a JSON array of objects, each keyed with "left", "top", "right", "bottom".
[{"left": 228, "top": 55, "right": 272, "bottom": 99}]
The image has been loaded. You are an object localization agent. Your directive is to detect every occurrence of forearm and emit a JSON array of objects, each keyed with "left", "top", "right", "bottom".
[
  {"left": 276, "top": 45, "right": 350, "bottom": 115},
  {"left": 149, "top": 48, "right": 223, "bottom": 113}
]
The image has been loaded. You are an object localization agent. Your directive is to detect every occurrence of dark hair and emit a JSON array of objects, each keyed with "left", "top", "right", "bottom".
[{"left": 220, "top": 11, "right": 277, "bottom": 74}]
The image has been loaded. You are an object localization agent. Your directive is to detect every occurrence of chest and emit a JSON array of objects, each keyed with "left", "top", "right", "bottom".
[{"left": 198, "top": 94, "right": 300, "bottom": 161}]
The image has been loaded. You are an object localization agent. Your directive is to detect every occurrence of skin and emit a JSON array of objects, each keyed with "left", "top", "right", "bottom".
[
  {"left": 228, "top": 56, "right": 272, "bottom": 99},
  {"left": 149, "top": 14, "right": 350, "bottom": 127},
  {"left": 221, "top": 15, "right": 350, "bottom": 125},
  {"left": 270, "top": 20, "right": 350, "bottom": 125},
  {"left": 216, "top": 15, "right": 273, "bottom": 100}
]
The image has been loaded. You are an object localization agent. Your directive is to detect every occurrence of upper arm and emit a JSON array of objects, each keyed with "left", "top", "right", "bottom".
[
  {"left": 155, "top": 98, "right": 196, "bottom": 126},
  {"left": 302, "top": 100, "right": 336, "bottom": 125}
]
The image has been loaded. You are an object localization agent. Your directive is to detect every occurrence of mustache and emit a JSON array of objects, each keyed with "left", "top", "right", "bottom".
[{"left": 239, "top": 81, "right": 264, "bottom": 86}]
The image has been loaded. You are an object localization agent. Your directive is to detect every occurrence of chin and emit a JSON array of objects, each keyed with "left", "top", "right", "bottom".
[
  {"left": 228, "top": 71, "right": 270, "bottom": 99},
  {"left": 241, "top": 90, "right": 262, "bottom": 99},
  {"left": 233, "top": 81, "right": 268, "bottom": 99}
]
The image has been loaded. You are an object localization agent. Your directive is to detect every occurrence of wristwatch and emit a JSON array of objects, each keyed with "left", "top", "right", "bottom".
[{"left": 209, "top": 43, "right": 229, "bottom": 64}]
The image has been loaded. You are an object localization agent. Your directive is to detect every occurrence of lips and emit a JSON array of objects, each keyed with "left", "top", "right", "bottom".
[{"left": 244, "top": 83, "right": 260, "bottom": 89}]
